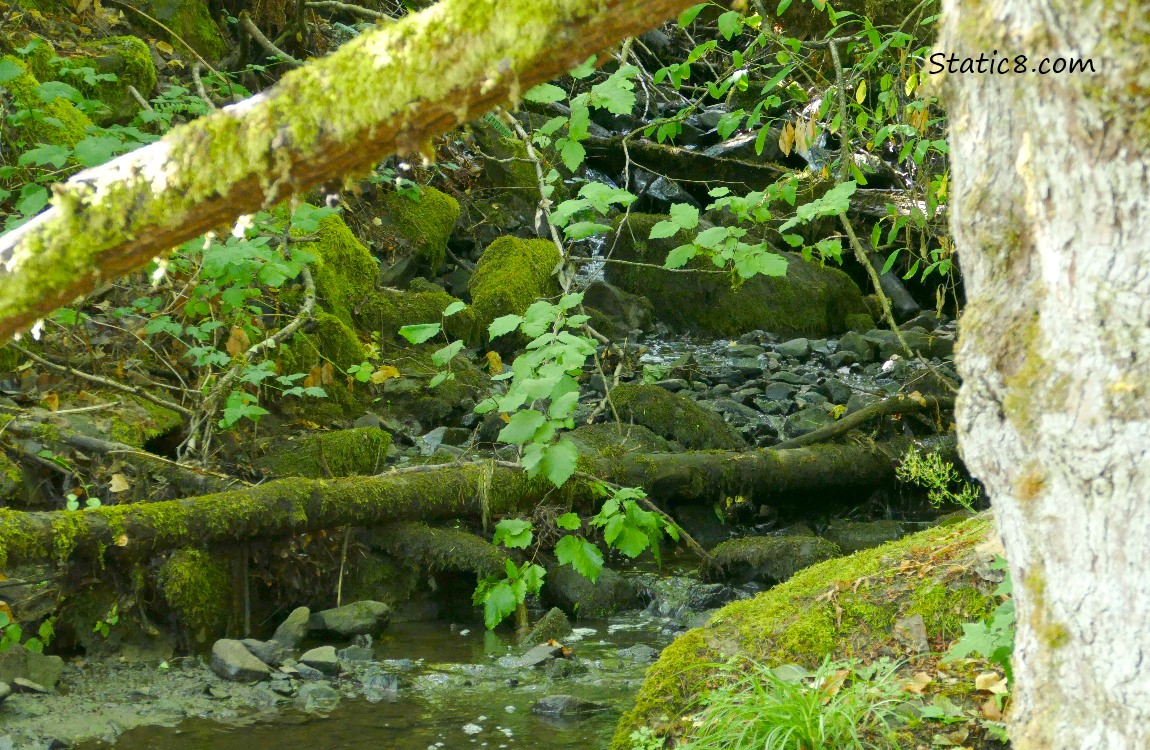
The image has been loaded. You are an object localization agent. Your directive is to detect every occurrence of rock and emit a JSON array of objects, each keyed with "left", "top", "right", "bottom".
[
  {"left": 300, "top": 646, "right": 341, "bottom": 676},
  {"left": 293, "top": 663, "right": 327, "bottom": 681},
  {"left": 545, "top": 565, "right": 643, "bottom": 619},
  {"left": 762, "top": 382, "right": 797, "bottom": 401},
  {"left": 653, "top": 378, "right": 689, "bottom": 392},
  {"left": 242, "top": 639, "right": 288, "bottom": 667},
  {"left": 894, "top": 614, "right": 930, "bottom": 653},
  {"left": 770, "top": 370, "right": 815, "bottom": 386},
  {"left": 703, "top": 130, "right": 786, "bottom": 162},
  {"left": 634, "top": 170, "right": 699, "bottom": 213},
  {"left": 727, "top": 343, "right": 766, "bottom": 357},
  {"left": 618, "top": 644, "right": 660, "bottom": 663},
  {"left": 670, "top": 504, "right": 731, "bottom": 550},
  {"left": 638, "top": 575, "right": 738, "bottom": 620},
  {"left": 903, "top": 311, "right": 944, "bottom": 331},
  {"left": 823, "top": 520, "right": 906, "bottom": 553},
  {"left": 532, "top": 694, "right": 610, "bottom": 716},
  {"left": 709, "top": 535, "right": 842, "bottom": 584},
  {"left": 337, "top": 645, "right": 374, "bottom": 663},
  {"left": 837, "top": 331, "right": 875, "bottom": 362},
  {"left": 467, "top": 236, "right": 560, "bottom": 344},
  {"left": 863, "top": 329, "right": 953, "bottom": 361},
  {"left": 844, "top": 392, "right": 881, "bottom": 416},
  {"left": 525, "top": 607, "right": 573, "bottom": 646},
  {"left": 0, "top": 644, "right": 65, "bottom": 690},
  {"left": 256, "top": 427, "right": 392, "bottom": 478},
  {"left": 294, "top": 682, "right": 341, "bottom": 713},
  {"left": 0, "top": 681, "right": 9, "bottom": 705},
  {"left": 819, "top": 378, "right": 854, "bottom": 404},
  {"left": 611, "top": 382, "right": 746, "bottom": 451},
  {"left": 210, "top": 639, "right": 273, "bottom": 683},
  {"left": 709, "top": 398, "right": 761, "bottom": 422},
  {"left": 271, "top": 606, "right": 311, "bottom": 649},
  {"left": 544, "top": 657, "right": 588, "bottom": 679},
  {"left": 308, "top": 601, "right": 391, "bottom": 637},
  {"left": 514, "top": 643, "right": 564, "bottom": 668},
  {"left": 583, "top": 280, "right": 655, "bottom": 334},
  {"left": 11, "top": 677, "right": 47, "bottom": 694},
  {"left": 827, "top": 351, "right": 860, "bottom": 368},
  {"left": 608, "top": 214, "right": 872, "bottom": 338},
  {"left": 776, "top": 338, "right": 811, "bottom": 359},
  {"left": 783, "top": 405, "right": 835, "bottom": 437}
]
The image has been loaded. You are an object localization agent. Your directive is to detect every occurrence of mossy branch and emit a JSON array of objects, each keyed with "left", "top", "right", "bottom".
[{"left": 0, "top": 0, "right": 698, "bottom": 341}]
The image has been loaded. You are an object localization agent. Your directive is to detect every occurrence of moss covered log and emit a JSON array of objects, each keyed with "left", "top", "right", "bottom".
[
  {"left": 0, "top": 0, "right": 699, "bottom": 341},
  {"left": 0, "top": 436, "right": 948, "bottom": 566}
]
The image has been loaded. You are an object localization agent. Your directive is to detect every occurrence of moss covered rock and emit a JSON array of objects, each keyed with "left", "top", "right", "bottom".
[
  {"left": 276, "top": 311, "right": 365, "bottom": 420},
  {"left": 368, "top": 522, "right": 507, "bottom": 578},
  {"left": 611, "top": 516, "right": 1000, "bottom": 748},
  {"left": 466, "top": 236, "right": 560, "bottom": 343},
  {"left": 607, "top": 214, "right": 871, "bottom": 338},
  {"left": 545, "top": 564, "right": 643, "bottom": 620},
  {"left": 569, "top": 422, "right": 670, "bottom": 457},
  {"left": 359, "top": 285, "right": 456, "bottom": 341},
  {"left": 0, "top": 55, "right": 93, "bottom": 151},
  {"left": 373, "top": 186, "right": 459, "bottom": 283},
  {"left": 158, "top": 548, "right": 232, "bottom": 644},
  {"left": 256, "top": 426, "right": 392, "bottom": 478},
  {"left": 68, "top": 36, "right": 157, "bottom": 125},
  {"left": 301, "top": 214, "right": 379, "bottom": 329},
  {"left": 611, "top": 382, "right": 746, "bottom": 451},
  {"left": 708, "top": 534, "right": 841, "bottom": 584},
  {"left": 136, "top": 0, "right": 226, "bottom": 62},
  {"left": 823, "top": 519, "right": 907, "bottom": 553},
  {"left": 0, "top": 451, "right": 23, "bottom": 505}
]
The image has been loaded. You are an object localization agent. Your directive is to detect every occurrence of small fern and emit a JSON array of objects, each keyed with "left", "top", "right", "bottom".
[{"left": 483, "top": 112, "right": 514, "bottom": 139}]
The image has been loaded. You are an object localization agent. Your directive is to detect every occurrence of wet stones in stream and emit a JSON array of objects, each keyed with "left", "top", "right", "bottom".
[
  {"left": 308, "top": 601, "right": 391, "bottom": 636},
  {"left": 211, "top": 639, "right": 273, "bottom": 683},
  {"left": 532, "top": 694, "right": 609, "bottom": 716}
]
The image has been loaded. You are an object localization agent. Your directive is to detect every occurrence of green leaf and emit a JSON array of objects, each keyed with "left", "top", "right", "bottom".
[
  {"left": 564, "top": 221, "right": 611, "bottom": 240},
  {"left": 678, "top": 3, "right": 707, "bottom": 27},
  {"left": 488, "top": 314, "right": 523, "bottom": 339},
  {"left": 15, "top": 184, "right": 49, "bottom": 217},
  {"left": 664, "top": 244, "right": 697, "bottom": 269},
  {"left": 569, "top": 56, "right": 597, "bottom": 79},
  {"left": 431, "top": 339, "right": 464, "bottom": 366},
  {"left": 558, "top": 292, "right": 584, "bottom": 310},
  {"left": 549, "top": 390, "right": 580, "bottom": 419},
  {"left": 498, "top": 409, "right": 546, "bottom": 444},
  {"left": 778, "top": 181, "right": 857, "bottom": 231},
  {"left": 18, "top": 144, "right": 70, "bottom": 168},
  {"left": 559, "top": 139, "right": 586, "bottom": 171},
  {"left": 717, "top": 10, "right": 743, "bottom": 40},
  {"left": 669, "top": 202, "right": 700, "bottom": 230},
  {"left": 493, "top": 518, "right": 534, "bottom": 549},
  {"left": 35, "top": 80, "right": 81, "bottom": 103},
  {"left": 539, "top": 437, "right": 579, "bottom": 487},
  {"left": 694, "top": 226, "right": 730, "bottom": 249},
  {"left": 482, "top": 581, "right": 518, "bottom": 630},
  {"left": 0, "top": 59, "right": 23, "bottom": 84},
  {"left": 72, "top": 136, "right": 124, "bottom": 167},
  {"left": 443, "top": 300, "right": 467, "bottom": 317},
  {"left": 524, "top": 83, "right": 567, "bottom": 103},
  {"left": 612, "top": 525, "right": 651, "bottom": 558},
  {"left": 648, "top": 220, "right": 682, "bottom": 240},
  {"left": 398, "top": 323, "right": 441, "bottom": 344},
  {"left": 777, "top": 0, "right": 792, "bottom": 13},
  {"left": 556, "top": 513, "right": 582, "bottom": 531},
  {"left": 555, "top": 535, "right": 604, "bottom": 583}
]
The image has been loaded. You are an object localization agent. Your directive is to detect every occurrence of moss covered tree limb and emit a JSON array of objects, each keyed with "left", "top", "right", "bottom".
[
  {"left": 0, "top": 436, "right": 950, "bottom": 566},
  {"left": 771, "top": 394, "right": 955, "bottom": 450},
  {"left": 0, "top": 0, "right": 698, "bottom": 342}
]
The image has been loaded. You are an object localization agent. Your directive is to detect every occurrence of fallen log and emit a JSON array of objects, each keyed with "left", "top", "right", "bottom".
[{"left": 0, "top": 436, "right": 952, "bottom": 566}]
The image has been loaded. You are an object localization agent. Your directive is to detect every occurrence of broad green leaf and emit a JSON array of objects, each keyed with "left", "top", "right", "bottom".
[
  {"left": 442, "top": 300, "right": 467, "bottom": 317},
  {"left": 35, "top": 80, "right": 81, "bottom": 103},
  {"left": 0, "top": 59, "right": 23, "bottom": 84},
  {"left": 664, "top": 244, "right": 697, "bottom": 269},
  {"left": 483, "top": 581, "right": 518, "bottom": 630},
  {"left": 590, "top": 68, "right": 637, "bottom": 115},
  {"left": 777, "top": 0, "right": 792, "bottom": 13},
  {"left": 430, "top": 339, "right": 464, "bottom": 366},
  {"left": 398, "top": 323, "right": 441, "bottom": 344},
  {"left": 555, "top": 513, "right": 582, "bottom": 531},
  {"left": 539, "top": 437, "right": 579, "bottom": 487},
  {"left": 15, "top": 184, "right": 49, "bottom": 217},
  {"left": 498, "top": 409, "right": 546, "bottom": 444},
  {"left": 73, "top": 136, "right": 124, "bottom": 167},
  {"left": 564, "top": 221, "right": 611, "bottom": 240},
  {"left": 778, "top": 181, "right": 857, "bottom": 231},
  {"left": 488, "top": 314, "right": 523, "bottom": 339},
  {"left": 717, "top": 10, "right": 742, "bottom": 40},
  {"left": 569, "top": 55, "right": 597, "bottom": 79},
  {"left": 559, "top": 139, "right": 586, "bottom": 172},
  {"left": 18, "top": 144, "right": 70, "bottom": 168},
  {"left": 558, "top": 292, "right": 584, "bottom": 310},
  {"left": 669, "top": 202, "right": 700, "bottom": 230},
  {"left": 555, "top": 535, "right": 604, "bottom": 582},
  {"left": 649, "top": 220, "right": 682, "bottom": 240},
  {"left": 549, "top": 390, "right": 580, "bottom": 419},
  {"left": 678, "top": 3, "right": 707, "bottom": 27},
  {"left": 612, "top": 525, "right": 651, "bottom": 558},
  {"left": 694, "top": 226, "right": 730, "bottom": 249},
  {"left": 493, "top": 518, "right": 534, "bottom": 549},
  {"left": 524, "top": 83, "right": 567, "bottom": 103}
]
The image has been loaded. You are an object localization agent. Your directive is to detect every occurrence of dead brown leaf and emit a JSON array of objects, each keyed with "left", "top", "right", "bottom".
[
  {"left": 108, "top": 473, "right": 131, "bottom": 493},
  {"left": 371, "top": 365, "right": 401, "bottom": 384},
  {"left": 225, "top": 326, "right": 250, "bottom": 357}
]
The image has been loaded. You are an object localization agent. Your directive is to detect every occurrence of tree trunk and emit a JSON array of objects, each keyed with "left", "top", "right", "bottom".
[
  {"left": 0, "top": 437, "right": 940, "bottom": 566},
  {"left": 941, "top": 2, "right": 1150, "bottom": 746},
  {"left": 0, "top": 0, "right": 697, "bottom": 341}
]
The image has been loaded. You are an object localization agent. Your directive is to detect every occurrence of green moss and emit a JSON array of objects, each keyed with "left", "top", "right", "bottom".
[
  {"left": 611, "top": 516, "right": 999, "bottom": 748},
  {"left": 339, "top": 549, "right": 418, "bottom": 605},
  {"left": 104, "top": 395, "right": 183, "bottom": 447},
  {"left": 0, "top": 55, "right": 93, "bottom": 150},
  {"left": 157, "top": 548, "right": 232, "bottom": 643},
  {"left": 0, "top": 451, "right": 23, "bottom": 503},
  {"left": 301, "top": 215, "right": 379, "bottom": 328},
  {"left": 465, "top": 236, "right": 560, "bottom": 344},
  {"left": 0, "top": 345, "right": 24, "bottom": 372},
  {"left": 276, "top": 312, "right": 366, "bottom": 419},
  {"left": 568, "top": 422, "right": 670, "bottom": 456},
  {"left": 611, "top": 382, "right": 746, "bottom": 451},
  {"left": 358, "top": 285, "right": 456, "bottom": 340},
  {"left": 369, "top": 522, "right": 508, "bottom": 577},
  {"left": 69, "top": 36, "right": 157, "bottom": 125},
  {"left": 375, "top": 186, "right": 459, "bottom": 276},
  {"left": 135, "top": 0, "right": 226, "bottom": 62},
  {"left": 256, "top": 426, "right": 392, "bottom": 478},
  {"left": 845, "top": 312, "right": 876, "bottom": 332},
  {"left": 608, "top": 214, "right": 871, "bottom": 338}
]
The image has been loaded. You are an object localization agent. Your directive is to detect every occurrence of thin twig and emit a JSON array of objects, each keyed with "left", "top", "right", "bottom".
[
  {"left": 240, "top": 13, "right": 303, "bottom": 67},
  {"left": 127, "top": 86, "right": 153, "bottom": 112},
  {"left": 306, "top": 0, "right": 393, "bottom": 21},
  {"left": 191, "top": 62, "right": 218, "bottom": 111}
]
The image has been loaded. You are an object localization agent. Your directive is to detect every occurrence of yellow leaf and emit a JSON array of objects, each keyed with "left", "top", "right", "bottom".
[
  {"left": 484, "top": 351, "right": 503, "bottom": 374},
  {"left": 42, "top": 393, "right": 59, "bottom": 411},
  {"left": 320, "top": 361, "right": 335, "bottom": 385},
  {"left": 908, "top": 390, "right": 927, "bottom": 406},
  {"left": 499, "top": 412, "right": 511, "bottom": 424},
  {"left": 108, "top": 473, "right": 131, "bottom": 493},
  {"left": 0, "top": 601, "right": 12, "bottom": 620},
  {"left": 905, "top": 73, "right": 919, "bottom": 96},
  {"left": 981, "top": 696, "right": 1004, "bottom": 721},
  {"left": 115, "top": 534, "right": 129, "bottom": 547},
  {"left": 370, "top": 365, "right": 401, "bottom": 384},
  {"left": 831, "top": 404, "right": 846, "bottom": 420},
  {"left": 155, "top": 41, "right": 174, "bottom": 56},
  {"left": 855, "top": 80, "right": 867, "bottom": 104},
  {"left": 975, "top": 671, "right": 1009, "bottom": 694},
  {"left": 303, "top": 365, "right": 323, "bottom": 389},
  {"left": 902, "top": 672, "right": 933, "bottom": 695},
  {"left": 225, "top": 326, "right": 249, "bottom": 357},
  {"left": 778, "top": 122, "right": 795, "bottom": 157},
  {"left": 73, "top": 0, "right": 92, "bottom": 13}
]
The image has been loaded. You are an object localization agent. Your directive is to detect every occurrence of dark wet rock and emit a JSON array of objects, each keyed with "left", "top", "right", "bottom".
[
  {"left": 532, "top": 694, "right": 610, "bottom": 716},
  {"left": 12, "top": 678, "right": 47, "bottom": 694},
  {"left": 360, "top": 668, "right": 399, "bottom": 702},
  {"left": 728, "top": 343, "right": 766, "bottom": 358},
  {"left": 292, "top": 662, "right": 327, "bottom": 681},
  {"left": 0, "top": 681, "right": 9, "bottom": 705},
  {"left": 0, "top": 645, "right": 65, "bottom": 691},
  {"left": 823, "top": 520, "right": 906, "bottom": 553},
  {"left": 670, "top": 504, "right": 731, "bottom": 550},
  {"left": 730, "top": 386, "right": 763, "bottom": 404},
  {"left": 709, "top": 383, "right": 731, "bottom": 397},
  {"left": 709, "top": 535, "right": 842, "bottom": 584},
  {"left": 308, "top": 601, "right": 391, "bottom": 637},
  {"left": 770, "top": 370, "right": 815, "bottom": 386},
  {"left": 837, "top": 330, "right": 875, "bottom": 362},
  {"left": 637, "top": 574, "right": 739, "bottom": 621},
  {"left": 515, "top": 643, "right": 564, "bottom": 668},
  {"left": 337, "top": 645, "right": 374, "bottom": 663},
  {"left": 242, "top": 639, "right": 287, "bottom": 668},
  {"left": 844, "top": 392, "right": 881, "bottom": 416},
  {"left": 827, "top": 351, "right": 860, "bottom": 368},
  {"left": 294, "top": 682, "right": 341, "bottom": 713},
  {"left": 611, "top": 382, "right": 746, "bottom": 451},
  {"left": 903, "top": 311, "right": 944, "bottom": 331},
  {"left": 762, "top": 381, "right": 797, "bottom": 401},
  {"left": 783, "top": 405, "right": 834, "bottom": 437},
  {"left": 776, "top": 338, "right": 811, "bottom": 359},
  {"left": 583, "top": 280, "right": 654, "bottom": 334},
  {"left": 863, "top": 329, "right": 952, "bottom": 361},
  {"left": 819, "top": 378, "right": 853, "bottom": 404},
  {"left": 793, "top": 391, "right": 828, "bottom": 409},
  {"left": 653, "top": 378, "right": 689, "bottom": 392},
  {"left": 210, "top": 639, "right": 272, "bottom": 683},
  {"left": 271, "top": 606, "right": 310, "bottom": 649},
  {"left": 708, "top": 398, "right": 760, "bottom": 422},
  {"left": 268, "top": 677, "right": 296, "bottom": 696},
  {"left": 545, "top": 565, "right": 643, "bottom": 619},
  {"left": 635, "top": 170, "right": 699, "bottom": 213},
  {"left": 618, "top": 644, "right": 660, "bottom": 663},
  {"left": 299, "top": 646, "right": 341, "bottom": 676},
  {"left": 544, "top": 657, "right": 588, "bottom": 679},
  {"left": 703, "top": 130, "right": 786, "bottom": 162},
  {"left": 525, "top": 607, "right": 573, "bottom": 646}
]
